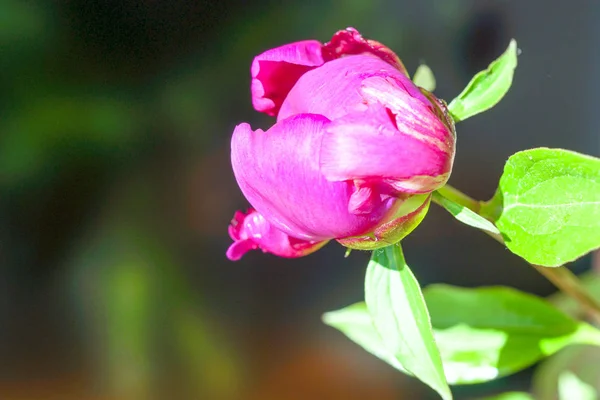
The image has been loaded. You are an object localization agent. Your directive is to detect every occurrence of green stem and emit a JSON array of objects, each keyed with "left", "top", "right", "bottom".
[
  {"left": 435, "top": 184, "right": 481, "bottom": 214},
  {"left": 531, "top": 264, "right": 600, "bottom": 322},
  {"left": 436, "top": 184, "right": 600, "bottom": 322}
]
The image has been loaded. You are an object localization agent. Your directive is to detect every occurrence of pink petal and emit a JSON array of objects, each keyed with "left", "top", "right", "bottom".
[
  {"left": 320, "top": 102, "right": 454, "bottom": 194},
  {"left": 251, "top": 40, "right": 325, "bottom": 116},
  {"left": 278, "top": 54, "right": 412, "bottom": 121},
  {"left": 322, "top": 28, "right": 409, "bottom": 76},
  {"left": 226, "top": 209, "right": 326, "bottom": 260},
  {"left": 348, "top": 185, "right": 379, "bottom": 215},
  {"left": 360, "top": 76, "right": 455, "bottom": 148},
  {"left": 230, "top": 114, "right": 399, "bottom": 241}
]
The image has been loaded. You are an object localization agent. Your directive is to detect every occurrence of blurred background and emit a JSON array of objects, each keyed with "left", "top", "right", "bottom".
[{"left": 0, "top": 0, "right": 599, "bottom": 399}]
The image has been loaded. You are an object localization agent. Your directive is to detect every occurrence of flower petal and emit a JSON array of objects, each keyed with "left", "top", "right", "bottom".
[
  {"left": 251, "top": 40, "right": 325, "bottom": 116},
  {"left": 320, "top": 102, "right": 453, "bottom": 194},
  {"left": 231, "top": 114, "right": 398, "bottom": 241},
  {"left": 226, "top": 209, "right": 326, "bottom": 260},
  {"left": 278, "top": 54, "right": 408, "bottom": 121},
  {"left": 322, "top": 27, "right": 409, "bottom": 76},
  {"left": 360, "top": 76, "right": 455, "bottom": 149},
  {"left": 348, "top": 185, "right": 379, "bottom": 215}
]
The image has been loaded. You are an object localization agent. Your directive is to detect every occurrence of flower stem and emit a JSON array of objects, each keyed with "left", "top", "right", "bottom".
[
  {"left": 531, "top": 264, "right": 600, "bottom": 321},
  {"left": 435, "top": 184, "right": 481, "bottom": 214},
  {"left": 436, "top": 184, "right": 600, "bottom": 322}
]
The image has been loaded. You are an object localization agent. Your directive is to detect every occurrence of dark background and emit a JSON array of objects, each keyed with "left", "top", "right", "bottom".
[{"left": 0, "top": 0, "right": 598, "bottom": 399}]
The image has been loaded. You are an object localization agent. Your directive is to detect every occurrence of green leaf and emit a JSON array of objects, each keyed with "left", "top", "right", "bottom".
[
  {"left": 448, "top": 39, "right": 518, "bottom": 122},
  {"left": 325, "top": 286, "right": 600, "bottom": 388},
  {"left": 432, "top": 191, "right": 500, "bottom": 235},
  {"left": 413, "top": 64, "right": 436, "bottom": 92},
  {"left": 482, "top": 393, "right": 534, "bottom": 400},
  {"left": 559, "top": 371, "right": 597, "bottom": 400},
  {"left": 365, "top": 244, "right": 451, "bottom": 400},
  {"left": 424, "top": 285, "right": 600, "bottom": 385},
  {"left": 322, "top": 302, "right": 408, "bottom": 374},
  {"left": 481, "top": 148, "right": 600, "bottom": 267}
]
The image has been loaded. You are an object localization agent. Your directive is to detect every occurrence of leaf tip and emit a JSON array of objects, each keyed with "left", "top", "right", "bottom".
[
  {"left": 508, "top": 39, "right": 519, "bottom": 64},
  {"left": 321, "top": 311, "right": 335, "bottom": 326}
]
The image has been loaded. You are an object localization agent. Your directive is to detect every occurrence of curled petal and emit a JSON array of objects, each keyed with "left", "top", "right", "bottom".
[
  {"left": 348, "top": 185, "right": 379, "bottom": 215},
  {"left": 322, "top": 27, "right": 409, "bottom": 76},
  {"left": 231, "top": 115, "right": 397, "bottom": 241},
  {"left": 227, "top": 209, "right": 326, "bottom": 260},
  {"left": 251, "top": 40, "right": 325, "bottom": 116},
  {"left": 320, "top": 102, "right": 453, "bottom": 194}
]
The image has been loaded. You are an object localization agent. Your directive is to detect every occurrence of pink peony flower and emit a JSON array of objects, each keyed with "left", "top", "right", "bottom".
[{"left": 228, "top": 28, "right": 455, "bottom": 260}]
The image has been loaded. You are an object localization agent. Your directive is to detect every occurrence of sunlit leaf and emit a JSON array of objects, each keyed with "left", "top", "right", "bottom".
[
  {"left": 481, "top": 148, "right": 600, "bottom": 267},
  {"left": 424, "top": 285, "right": 600, "bottom": 384},
  {"left": 413, "top": 64, "right": 436, "bottom": 92},
  {"left": 448, "top": 39, "right": 518, "bottom": 122},
  {"left": 365, "top": 244, "right": 451, "bottom": 399},
  {"left": 432, "top": 191, "right": 500, "bottom": 235},
  {"left": 322, "top": 302, "right": 408, "bottom": 374}
]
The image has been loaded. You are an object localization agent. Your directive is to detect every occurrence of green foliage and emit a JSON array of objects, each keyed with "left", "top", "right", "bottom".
[
  {"left": 482, "top": 148, "right": 600, "bottom": 267},
  {"left": 448, "top": 39, "right": 518, "bottom": 122},
  {"left": 413, "top": 64, "right": 436, "bottom": 92},
  {"left": 424, "top": 285, "right": 600, "bottom": 384},
  {"left": 482, "top": 393, "right": 534, "bottom": 400},
  {"left": 432, "top": 191, "right": 500, "bottom": 235},
  {"left": 322, "top": 302, "right": 408, "bottom": 373},
  {"left": 365, "top": 244, "right": 451, "bottom": 400},
  {"left": 0, "top": 0, "right": 54, "bottom": 52},
  {"left": 102, "top": 260, "right": 157, "bottom": 398},
  {"left": 173, "top": 309, "right": 240, "bottom": 399},
  {"left": 325, "top": 284, "right": 600, "bottom": 394},
  {"left": 0, "top": 94, "right": 140, "bottom": 187}
]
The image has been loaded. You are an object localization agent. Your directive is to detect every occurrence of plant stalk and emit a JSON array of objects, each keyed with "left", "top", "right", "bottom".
[
  {"left": 435, "top": 184, "right": 481, "bottom": 214},
  {"left": 435, "top": 184, "right": 600, "bottom": 322}
]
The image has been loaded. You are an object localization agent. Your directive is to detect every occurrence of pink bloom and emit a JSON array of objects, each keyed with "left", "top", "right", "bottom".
[{"left": 228, "top": 28, "right": 455, "bottom": 260}]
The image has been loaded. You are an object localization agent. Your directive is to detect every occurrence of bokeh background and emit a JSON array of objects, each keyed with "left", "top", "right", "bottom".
[{"left": 1, "top": 0, "right": 599, "bottom": 399}]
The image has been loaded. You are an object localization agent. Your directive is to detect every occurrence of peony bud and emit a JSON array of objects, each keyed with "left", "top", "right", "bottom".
[{"left": 227, "top": 28, "right": 455, "bottom": 260}]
